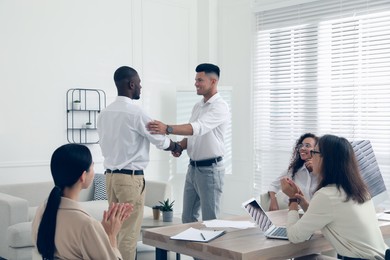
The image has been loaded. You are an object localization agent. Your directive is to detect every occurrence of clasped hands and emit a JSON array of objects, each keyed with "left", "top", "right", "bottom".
[
  {"left": 280, "top": 177, "right": 309, "bottom": 211},
  {"left": 280, "top": 177, "right": 301, "bottom": 198},
  {"left": 172, "top": 142, "right": 183, "bottom": 157},
  {"left": 101, "top": 202, "right": 133, "bottom": 237}
]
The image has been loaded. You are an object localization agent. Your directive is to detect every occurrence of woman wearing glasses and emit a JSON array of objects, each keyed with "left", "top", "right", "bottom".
[
  {"left": 267, "top": 133, "right": 319, "bottom": 211},
  {"left": 281, "top": 134, "right": 387, "bottom": 259}
]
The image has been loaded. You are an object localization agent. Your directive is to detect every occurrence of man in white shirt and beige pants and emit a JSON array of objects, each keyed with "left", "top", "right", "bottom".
[
  {"left": 97, "top": 66, "right": 182, "bottom": 260},
  {"left": 147, "top": 63, "right": 230, "bottom": 223}
]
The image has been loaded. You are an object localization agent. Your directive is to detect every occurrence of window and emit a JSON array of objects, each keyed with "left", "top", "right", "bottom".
[
  {"left": 253, "top": 0, "right": 390, "bottom": 197},
  {"left": 176, "top": 89, "right": 232, "bottom": 174}
]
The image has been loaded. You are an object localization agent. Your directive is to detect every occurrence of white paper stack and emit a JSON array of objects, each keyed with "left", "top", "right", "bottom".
[{"left": 170, "top": 227, "right": 225, "bottom": 242}]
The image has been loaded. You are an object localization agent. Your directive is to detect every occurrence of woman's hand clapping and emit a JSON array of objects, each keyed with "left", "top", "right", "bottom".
[{"left": 101, "top": 203, "right": 133, "bottom": 248}]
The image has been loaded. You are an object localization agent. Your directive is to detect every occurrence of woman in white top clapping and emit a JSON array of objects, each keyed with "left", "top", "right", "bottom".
[
  {"left": 282, "top": 134, "right": 388, "bottom": 260},
  {"left": 268, "top": 133, "right": 319, "bottom": 211}
]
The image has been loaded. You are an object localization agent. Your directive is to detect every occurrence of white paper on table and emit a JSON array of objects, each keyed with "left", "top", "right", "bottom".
[
  {"left": 170, "top": 227, "right": 225, "bottom": 242},
  {"left": 377, "top": 212, "right": 390, "bottom": 221},
  {"left": 203, "top": 219, "right": 256, "bottom": 229}
]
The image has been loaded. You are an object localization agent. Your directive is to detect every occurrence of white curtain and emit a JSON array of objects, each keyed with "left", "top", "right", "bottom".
[{"left": 253, "top": 0, "right": 390, "bottom": 197}]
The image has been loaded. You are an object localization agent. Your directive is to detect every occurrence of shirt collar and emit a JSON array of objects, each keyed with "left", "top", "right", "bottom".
[
  {"left": 203, "top": 92, "right": 221, "bottom": 104},
  {"left": 116, "top": 96, "right": 133, "bottom": 103}
]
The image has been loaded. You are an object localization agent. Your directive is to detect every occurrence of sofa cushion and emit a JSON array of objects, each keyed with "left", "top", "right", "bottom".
[
  {"left": 7, "top": 222, "right": 33, "bottom": 248},
  {"left": 79, "top": 200, "right": 108, "bottom": 221},
  {"left": 28, "top": 206, "right": 38, "bottom": 222},
  {"left": 79, "top": 200, "right": 153, "bottom": 221},
  {"left": 93, "top": 174, "right": 107, "bottom": 201}
]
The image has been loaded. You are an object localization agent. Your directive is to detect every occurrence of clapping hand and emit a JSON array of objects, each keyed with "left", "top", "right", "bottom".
[
  {"left": 280, "top": 177, "right": 301, "bottom": 198},
  {"left": 102, "top": 203, "right": 133, "bottom": 238},
  {"left": 280, "top": 177, "right": 310, "bottom": 211}
]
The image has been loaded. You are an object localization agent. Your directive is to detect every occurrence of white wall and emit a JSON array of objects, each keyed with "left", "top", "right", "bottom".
[
  {"left": 0, "top": 0, "right": 134, "bottom": 183},
  {"left": 0, "top": 0, "right": 257, "bottom": 215},
  {"left": 0, "top": 0, "right": 197, "bottom": 183}
]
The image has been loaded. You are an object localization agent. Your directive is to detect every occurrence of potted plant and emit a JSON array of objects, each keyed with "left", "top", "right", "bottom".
[
  {"left": 73, "top": 100, "right": 81, "bottom": 110},
  {"left": 159, "top": 198, "right": 174, "bottom": 222},
  {"left": 152, "top": 205, "right": 161, "bottom": 220},
  {"left": 85, "top": 122, "right": 92, "bottom": 129}
]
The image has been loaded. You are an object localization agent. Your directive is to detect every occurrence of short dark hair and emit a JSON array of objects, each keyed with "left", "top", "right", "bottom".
[
  {"left": 196, "top": 63, "right": 220, "bottom": 78},
  {"left": 316, "top": 134, "right": 370, "bottom": 203},
  {"left": 114, "top": 66, "right": 138, "bottom": 83}
]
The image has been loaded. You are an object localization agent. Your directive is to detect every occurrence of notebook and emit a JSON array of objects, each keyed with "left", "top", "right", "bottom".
[
  {"left": 170, "top": 227, "right": 225, "bottom": 242},
  {"left": 242, "top": 198, "right": 288, "bottom": 240}
]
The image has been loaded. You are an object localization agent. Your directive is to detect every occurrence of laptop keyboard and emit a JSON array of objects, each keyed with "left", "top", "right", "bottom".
[{"left": 271, "top": 227, "right": 287, "bottom": 237}]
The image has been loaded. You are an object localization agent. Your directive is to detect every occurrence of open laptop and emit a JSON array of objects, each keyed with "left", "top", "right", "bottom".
[{"left": 242, "top": 198, "right": 288, "bottom": 240}]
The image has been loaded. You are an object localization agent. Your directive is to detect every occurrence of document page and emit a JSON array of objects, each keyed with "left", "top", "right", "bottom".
[
  {"left": 203, "top": 219, "right": 256, "bottom": 229},
  {"left": 377, "top": 212, "right": 390, "bottom": 221},
  {"left": 170, "top": 227, "right": 225, "bottom": 242}
]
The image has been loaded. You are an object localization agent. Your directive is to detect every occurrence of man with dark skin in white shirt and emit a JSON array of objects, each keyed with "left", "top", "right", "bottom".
[{"left": 97, "top": 66, "right": 182, "bottom": 260}]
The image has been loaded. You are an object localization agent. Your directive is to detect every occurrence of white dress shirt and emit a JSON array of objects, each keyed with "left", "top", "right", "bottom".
[
  {"left": 97, "top": 96, "right": 170, "bottom": 170},
  {"left": 187, "top": 93, "right": 230, "bottom": 161}
]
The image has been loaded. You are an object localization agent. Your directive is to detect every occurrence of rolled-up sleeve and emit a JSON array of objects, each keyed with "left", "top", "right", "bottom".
[{"left": 191, "top": 100, "right": 229, "bottom": 136}]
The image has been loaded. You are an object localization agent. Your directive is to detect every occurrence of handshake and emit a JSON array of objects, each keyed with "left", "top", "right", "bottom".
[
  {"left": 172, "top": 142, "right": 183, "bottom": 154},
  {"left": 164, "top": 141, "right": 183, "bottom": 157}
]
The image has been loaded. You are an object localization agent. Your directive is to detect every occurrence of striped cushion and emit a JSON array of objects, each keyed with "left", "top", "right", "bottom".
[{"left": 93, "top": 174, "right": 107, "bottom": 201}]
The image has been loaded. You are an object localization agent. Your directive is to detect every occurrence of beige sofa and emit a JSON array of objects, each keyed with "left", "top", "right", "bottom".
[{"left": 0, "top": 175, "right": 171, "bottom": 260}]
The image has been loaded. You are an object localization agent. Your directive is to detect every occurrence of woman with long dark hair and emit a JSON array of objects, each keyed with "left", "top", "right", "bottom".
[
  {"left": 32, "top": 144, "right": 132, "bottom": 260},
  {"left": 282, "top": 135, "right": 387, "bottom": 259},
  {"left": 268, "top": 133, "right": 319, "bottom": 211}
]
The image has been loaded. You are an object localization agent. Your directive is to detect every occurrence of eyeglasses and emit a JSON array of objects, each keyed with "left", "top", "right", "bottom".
[
  {"left": 310, "top": 150, "right": 321, "bottom": 157},
  {"left": 297, "top": 143, "right": 312, "bottom": 150}
]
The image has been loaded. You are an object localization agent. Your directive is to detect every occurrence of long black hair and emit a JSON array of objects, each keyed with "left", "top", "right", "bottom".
[
  {"left": 37, "top": 144, "right": 92, "bottom": 260},
  {"left": 288, "top": 133, "right": 319, "bottom": 179},
  {"left": 316, "top": 135, "right": 370, "bottom": 203}
]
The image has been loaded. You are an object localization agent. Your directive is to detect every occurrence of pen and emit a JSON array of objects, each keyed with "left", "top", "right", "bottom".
[{"left": 200, "top": 232, "right": 206, "bottom": 240}]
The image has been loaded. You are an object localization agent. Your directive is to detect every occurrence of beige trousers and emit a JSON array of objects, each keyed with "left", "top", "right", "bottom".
[{"left": 106, "top": 173, "right": 145, "bottom": 260}]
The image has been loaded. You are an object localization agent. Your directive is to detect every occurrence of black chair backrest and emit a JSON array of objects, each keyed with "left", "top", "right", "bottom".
[{"left": 385, "top": 248, "right": 390, "bottom": 260}]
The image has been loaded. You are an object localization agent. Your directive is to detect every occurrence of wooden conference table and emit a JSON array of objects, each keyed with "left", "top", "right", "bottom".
[{"left": 142, "top": 210, "right": 390, "bottom": 260}]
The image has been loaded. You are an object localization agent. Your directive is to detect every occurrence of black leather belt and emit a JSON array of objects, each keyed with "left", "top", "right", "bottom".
[
  {"left": 189, "top": 157, "right": 222, "bottom": 167},
  {"left": 105, "top": 169, "right": 144, "bottom": 175},
  {"left": 337, "top": 254, "right": 367, "bottom": 260}
]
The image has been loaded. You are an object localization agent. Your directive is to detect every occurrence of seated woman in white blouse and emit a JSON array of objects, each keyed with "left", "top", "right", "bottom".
[
  {"left": 32, "top": 144, "right": 133, "bottom": 260},
  {"left": 268, "top": 133, "right": 319, "bottom": 211},
  {"left": 281, "top": 134, "right": 388, "bottom": 260}
]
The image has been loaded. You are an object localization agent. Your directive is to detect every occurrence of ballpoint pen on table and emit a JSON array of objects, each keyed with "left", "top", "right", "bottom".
[{"left": 200, "top": 232, "right": 206, "bottom": 240}]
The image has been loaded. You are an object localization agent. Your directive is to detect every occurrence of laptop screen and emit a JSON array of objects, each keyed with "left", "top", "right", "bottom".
[{"left": 243, "top": 199, "right": 273, "bottom": 231}]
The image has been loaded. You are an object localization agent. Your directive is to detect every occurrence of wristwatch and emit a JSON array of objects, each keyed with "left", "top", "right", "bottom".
[
  {"left": 166, "top": 125, "right": 173, "bottom": 135},
  {"left": 288, "top": 198, "right": 300, "bottom": 206}
]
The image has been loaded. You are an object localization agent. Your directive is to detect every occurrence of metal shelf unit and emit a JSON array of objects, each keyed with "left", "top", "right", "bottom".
[{"left": 66, "top": 88, "right": 106, "bottom": 144}]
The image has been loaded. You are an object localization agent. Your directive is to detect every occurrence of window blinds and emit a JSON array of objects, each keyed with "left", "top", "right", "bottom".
[{"left": 253, "top": 0, "right": 390, "bottom": 196}]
